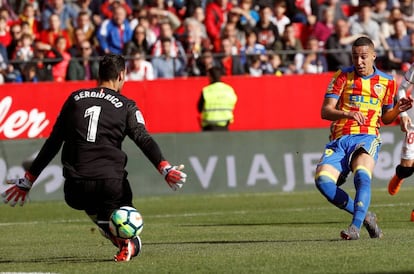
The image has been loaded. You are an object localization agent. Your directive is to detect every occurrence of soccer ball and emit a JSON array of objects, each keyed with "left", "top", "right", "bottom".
[{"left": 109, "top": 206, "right": 144, "bottom": 239}]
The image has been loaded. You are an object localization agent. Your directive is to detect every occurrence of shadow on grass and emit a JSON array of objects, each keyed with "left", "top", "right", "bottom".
[
  {"left": 180, "top": 221, "right": 343, "bottom": 226},
  {"left": 0, "top": 256, "right": 113, "bottom": 264},
  {"left": 146, "top": 238, "right": 343, "bottom": 245},
  {"left": 354, "top": 272, "right": 414, "bottom": 274}
]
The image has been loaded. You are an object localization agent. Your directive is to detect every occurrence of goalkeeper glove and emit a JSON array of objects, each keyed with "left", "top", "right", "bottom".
[
  {"left": 158, "top": 161, "right": 187, "bottom": 191},
  {"left": 1, "top": 172, "right": 36, "bottom": 207}
]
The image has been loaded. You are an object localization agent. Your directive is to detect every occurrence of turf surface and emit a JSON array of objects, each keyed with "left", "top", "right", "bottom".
[{"left": 1, "top": 187, "right": 414, "bottom": 274}]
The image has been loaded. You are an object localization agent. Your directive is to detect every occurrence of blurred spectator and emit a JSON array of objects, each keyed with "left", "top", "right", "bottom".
[
  {"left": 66, "top": 40, "right": 99, "bottom": 80},
  {"left": 147, "top": 6, "right": 181, "bottom": 31},
  {"left": 230, "top": 0, "right": 259, "bottom": 29},
  {"left": 15, "top": 3, "right": 41, "bottom": 40},
  {"left": 72, "top": 10, "right": 97, "bottom": 45},
  {"left": 271, "top": 0, "right": 291, "bottom": 36},
  {"left": 7, "top": 23, "right": 22, "bottom": 59},
  {"left": 20, "top": 63, "right": 38, "bottom": 82},
  {"left": 218, "top": 22, "right": 243, "bottom": 54},
  {"left": 0, "top": 16, "right": 11, "bottom": 48},
  {"left": 41, "top": 0, "right": 79, "bottom": 30},
  {"left": 0, "top": 43, "right": 8, "bottom": 65},
  {"left": 205, "top": 0, "right": 233, "bottom": 50},
  {"left": 50, "top": 35, "right": 71, "bottom": 82},
  {"left": 215, "top": 37, "right": 245, "bottom": 75},
  {"left": 194, "top": 48, "right": 220, "bottom": 76},
  {"left": 30, "top": 41, "right": 63, "bottom": 82},
  {"left": 317, "top": 0, "right": 346, "bottom": 23},
  {"left": 383, "top": 18, "right": 411, "bottom": 71},
  {"left": 0, "top": 4, "right": 17, "bottom": 22},
  {"left": 39, "top": 13, "right": 72, "bottom": 50},
  {"left": 0, "top": 48, "right": 7, "bottom": 83},
  {"left": 126, "top": 49, "right": 155, "bottom": 80},
  {"left": 239, "top": 29, "right": 266, "bottom": 66},
  {"left": 185, "top": 6, "right": 207, "bottom": 39},
  {"left": 267, "top": 52, "right": 285, "bottom": 76},
  {"left": 183, "top": 0, "right": 203, "bottom": 19},
  {"left": 254, "top": 5, "right": 280, "bottom": 50},
  {"left": 147, "top": 7, "right": 162, "bottom": 38},
  {"left": 150, "top": 21, "right": 187, "bottom": 66},
  {"left": 100, "top": 0, "right": 132, "bottom": 19},
  {"left": 97, "top": 5, "right": 133, "bottom": 54},
  {"left": 20, "top": 21, "right": 35, "bottom": 38},
  {"left": 400, "top": 0, "right": 414, "bottom": 32},
  {"left": 151, "top": 37, "right": 186, "bottom": 78},
  {"left": 325, "top": 18, "right": 357, "bottom": 71},
  {"left": 302, "top": 36, "right": 328, "bottom": 73},
  {"left": 349, "top": 2, "right": 383, "bottom": 53},
  {"left": 380, "top": 7, "right": 404, "bottom": 40},
  {"left": 276, "top": 23, "right": 304, "bottom": 74},
  {"left": 68, "top": 27, "right": 94, "bottom": 57},
  {"left": 124, "top": 24, "right": 152, "bottom": 56},
  {"left": 149, "top": 0, "right": 182, "bottom": 22},
  {"left": 179, "top": 17, "right": 212, "bottom": 76},
  {"left": 408, "top": 31, "right": 414, "bottom": 63},
  {"left": 12, "top": 33, "right": 34, "bottom": 71},
  {"left": 285, "top": 0, "right": 319, "bottom": 24},
  {"left": 246, "top": 54, "right": 265, "bottom": 76},
  {"left": 371, "top": 0, "right": 390, "bottom": 25},
  {"left": 136, "top": 11, "right": 157, "bottom": 47},
  {"left": 70, "top": 0, "right": 104, "bottom": 27},
  {"left": 305, "top": 8, "right": 335, "bottom": 48}
]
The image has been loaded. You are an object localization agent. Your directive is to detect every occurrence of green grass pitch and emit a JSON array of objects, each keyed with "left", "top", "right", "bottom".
[{"left": 1, "top": 187, "right": 414, "bottom": 274}]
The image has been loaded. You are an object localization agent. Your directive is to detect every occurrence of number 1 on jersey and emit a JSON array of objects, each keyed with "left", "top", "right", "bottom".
[{"left": 84, "top": 106, "right": 101, "bottom": 142}]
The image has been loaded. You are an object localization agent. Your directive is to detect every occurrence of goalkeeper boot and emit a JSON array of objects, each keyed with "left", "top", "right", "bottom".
[
  {"left": 340, "top": 224, "right": 360, "bottom": 240},
  {"left": 363, "top": 211, "right": 383, "bottom": 239},
  {"left": 388, "top": 175, "right": 404, "bottom": 196},
  {"left": 114, "top": 236, "right": 142, "bottom": 262}
]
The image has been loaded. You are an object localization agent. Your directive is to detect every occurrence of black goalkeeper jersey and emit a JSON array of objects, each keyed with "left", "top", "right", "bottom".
[{"left": 28, "top": 87, "right": 165, "bottom": 180}]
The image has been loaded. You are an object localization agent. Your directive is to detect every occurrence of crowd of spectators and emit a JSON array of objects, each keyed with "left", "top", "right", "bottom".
[{"left": 0, "top": 0, "right": 414, "bottom": 82}]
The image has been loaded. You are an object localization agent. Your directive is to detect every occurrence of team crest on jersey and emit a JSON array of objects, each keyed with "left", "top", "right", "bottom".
[{"left": 373, "top": 83, "right": 384, "bottom": 96}]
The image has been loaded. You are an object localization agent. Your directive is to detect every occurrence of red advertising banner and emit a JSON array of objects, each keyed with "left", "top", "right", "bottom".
[{"left": 0, "top": 73, "right": 356, "bottom": 140}]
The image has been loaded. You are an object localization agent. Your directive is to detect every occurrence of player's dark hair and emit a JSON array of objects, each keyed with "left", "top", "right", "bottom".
[
  {"left": 352, "top": 36, "right": 374, "bottom": 50},
  {"left": 98, "top": 54, "right": 126, "bottom": 82}
]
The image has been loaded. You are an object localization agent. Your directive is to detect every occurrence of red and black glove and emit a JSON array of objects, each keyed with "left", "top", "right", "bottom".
[
  {"left": 1, "top": 172, "right": 36, "bottom": 206},
  {"left": 158, "top": 161, "right": 187, "bottom": 191}
]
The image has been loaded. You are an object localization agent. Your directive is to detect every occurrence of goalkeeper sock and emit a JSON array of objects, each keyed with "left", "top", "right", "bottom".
[
  {"left": 315, "top": 171, "right": 354, "bottom": 214},
  {"left": 352, "top": 166, "right": 371, "bottom": 229}
]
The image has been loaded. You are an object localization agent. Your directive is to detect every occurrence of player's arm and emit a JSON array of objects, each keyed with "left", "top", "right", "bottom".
[
  {"left": 321, "top": 97, "right": 366, "bottom": 125},
  {"left": 1, "top": 98, "right": 69, "bottom": 206},
  {"left": 125, "top": 102, "right": 187, "bottom": 190},
  {"left": 382, "top": 97, "right": 413, "bottom": 125},
  {"left": 397, "top": 66, "right": 414, "bottom": 130}
]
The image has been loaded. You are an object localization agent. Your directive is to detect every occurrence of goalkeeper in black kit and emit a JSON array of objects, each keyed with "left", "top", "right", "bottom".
[{"left": 1, "top": 54, "right": 187, "bottom": 262}]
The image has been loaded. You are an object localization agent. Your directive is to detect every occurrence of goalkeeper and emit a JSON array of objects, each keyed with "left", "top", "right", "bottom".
[{"left": 1, "top": 54, "right": 187, "bottom": 262}]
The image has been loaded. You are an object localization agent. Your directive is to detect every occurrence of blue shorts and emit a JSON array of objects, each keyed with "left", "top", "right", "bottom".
[{"left": 317, "top": 134, "right": 382, "bottom": 175}]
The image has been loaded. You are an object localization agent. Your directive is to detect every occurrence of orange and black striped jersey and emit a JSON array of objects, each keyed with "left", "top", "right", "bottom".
[{"left": 326, "top": 66, "right": 396, "bottom": 140}]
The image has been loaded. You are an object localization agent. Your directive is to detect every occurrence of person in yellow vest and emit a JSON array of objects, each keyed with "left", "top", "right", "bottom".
[{"left": 197, "top": 66, "right": 238, "bottom": 131}]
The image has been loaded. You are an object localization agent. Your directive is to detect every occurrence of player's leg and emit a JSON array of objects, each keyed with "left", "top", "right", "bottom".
[
  {"left": 315, "top": 165, "right": 355, "bottom": 214},
  {"left": 341, "top": 137, "right": 382, "bottom": 240},
  {"left": 388, "top": 160, "right": 414, "bottom": 195},
  {"left": 98, "top": 178, "right": 141, "bottom": 262},
  {"left": 63, "top": 179, "right": 117, "bottom": 243},
  {"left": 315, "top": 139, "right": 355, "bottom": 214},
  {"left": 389, "top": 129, "right": 414, "bottom": 195}
]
